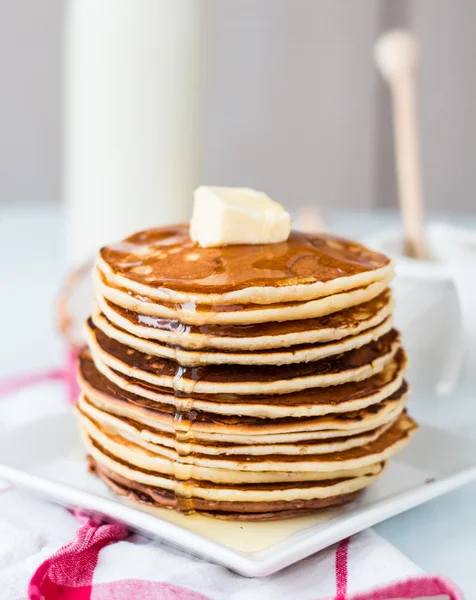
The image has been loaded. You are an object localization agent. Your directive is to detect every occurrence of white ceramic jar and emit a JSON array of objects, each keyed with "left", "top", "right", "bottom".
[{"left": 365, "top": 227, "right": 467, "bottom": 427}]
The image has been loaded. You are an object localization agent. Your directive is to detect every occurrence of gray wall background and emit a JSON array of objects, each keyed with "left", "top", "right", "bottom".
[{"left": 1, "top": 0, "right": 475, "bottom": 212}]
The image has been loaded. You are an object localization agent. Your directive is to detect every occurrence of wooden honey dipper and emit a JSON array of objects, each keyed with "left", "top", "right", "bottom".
[{"left": 374, "top": 30, "right": 428, "bottom": 259}]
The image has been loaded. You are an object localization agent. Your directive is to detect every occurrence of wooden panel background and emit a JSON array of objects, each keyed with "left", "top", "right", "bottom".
[{"left": 0, "top": 0, "right": 474, "bottom": 212}]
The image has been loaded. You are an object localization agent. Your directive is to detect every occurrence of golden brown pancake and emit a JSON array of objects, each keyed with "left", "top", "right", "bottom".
[
  {"left": 85, "top": 320, "right": 401, "bottom": 395},
  {"left": 76, "top": 412, "right": 416, "bottom": 520},
  {"left": 91, "top": 308, "right": 393, "bottom": 366},
  {"left": 95, "top": 270, "right": 392, "bottom": 326},
  {"left": 96, "top": 289, "right": 394, "bottom": 350},
  {"left": 89, "top": 456, "right": 364, "bottom": 521},
  {"left": 78, "top": 350, "right": 409, "bottom": 431},
  {"left": 96, "top": 225, "right": 392, "bottom": 304},
  {"left": 81, "top": 412, "right": 416, "bottom": 478},
  {"left": 83, "top": 433, "right": 387, "bottom": 502},
  {"left": 77, "top": 396, "right": 401, "bottom": 457},
  {"left": 99, "top": 290, "right": 393, "bottom": 342}
]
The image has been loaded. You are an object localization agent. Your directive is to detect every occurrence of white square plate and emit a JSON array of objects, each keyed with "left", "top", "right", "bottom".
[{"left": 1, "top": 412, "right": 476, "bottom": 577}]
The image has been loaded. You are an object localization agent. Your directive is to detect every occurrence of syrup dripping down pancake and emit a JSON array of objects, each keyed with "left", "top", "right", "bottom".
[
  {"left": 79, "top": 345, "right": 407, "bottom": 420},
  {"left": 91, "top": 307, "right": 393, "bottom": 366},
  {"left": 79, "top": 412, "right": 416, "bottom": 478},
  {"left": 89, "top": 457, "right": 365, "bottom": 521},
  {"left": 86, "top": 320, "right": 401, "bottom": 396},
  {"left": 83, "top": 434, "right": 387, "bottom": 501},
  {"left": 96, "top": 289, "right": 394, "bottom": 350},
  {"left": 78, "top": 351, "right": 409, "bottom": 441},
  {"left": 78, "top": 394, "right": 407, "bottom": 457}
]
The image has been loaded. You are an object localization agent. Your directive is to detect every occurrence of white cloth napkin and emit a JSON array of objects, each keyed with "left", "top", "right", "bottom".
[
  {"left": 0, "top": 368, "right": 464, "bottom": 600},
  {"left": 0, "top": 486, "right": 461, "bottom": 600}
]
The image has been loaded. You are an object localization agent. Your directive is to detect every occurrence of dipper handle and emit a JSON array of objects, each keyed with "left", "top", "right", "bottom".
[{"left": 375, "top": 30, "right": 428, "bottom": 259}]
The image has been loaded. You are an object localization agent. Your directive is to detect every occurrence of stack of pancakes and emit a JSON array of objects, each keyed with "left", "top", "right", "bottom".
[{"left": 76, "top": 224, "right": 417, "bottom": 521}]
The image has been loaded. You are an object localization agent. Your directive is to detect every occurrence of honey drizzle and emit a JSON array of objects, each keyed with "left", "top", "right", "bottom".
[{"left": 171, "top": 302, "right": 198, "bottom": 514}]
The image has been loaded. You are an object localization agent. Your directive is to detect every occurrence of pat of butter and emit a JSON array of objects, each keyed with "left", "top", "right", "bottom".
[{"left": 190, "top": 186, "right": 292, "bottom": 247}]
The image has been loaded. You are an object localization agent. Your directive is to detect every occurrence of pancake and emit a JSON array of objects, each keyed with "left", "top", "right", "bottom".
[
  {"left": 78, "top": 378, "right": 409, "bottom": 447},
  {"left": 96, "top": 289, "right": 394, "bottom": 350},
  {"left": 89, "top": 457, "right": 365, "bottom": 521},
  {"left": 95, "top": 270, "right": 392, "bottom": 325},
  {"left": 80, "top": 412, "right": 416, "bottom": 478},
  {"left": 79, "top": 346, "right": 407, "bottom": 419},
  {"left": 83, "top": 432, "right": 387, "bottom": 501},
  {"left": 91, "top": 308, "right": 394, "bottom": 366},
  {"left": 78, "top": 395, "right": 405, "bottom": 456},
  {"left": 96, "top": 225, "right": 393, "bottom": 305},
  {"left": 78, "top": 413, "right": 386, "bottom": 485},
  {"left": 79, "top": 413, "right": 415, "bottom": 520},
  {"left": 81, "top": 389, "right": 408, "bottom": 448},
  {"left": 86, "top": 321, "right": 401, "bottom": 396}
]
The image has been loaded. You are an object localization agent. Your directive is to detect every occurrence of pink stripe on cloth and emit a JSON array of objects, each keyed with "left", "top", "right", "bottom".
[
  {"left": 65, "top": 348, "right": 80, "bottom": 405},
  {"left": 333, "top": 535, "right": 464, "bottom": 600},
  {"left": 346, "top": 575, "right": 464, "bottom": 600},
  {"left": 27, "top": 513, "right": 129, "bottom": 600},
  {"left": 89, "top": 580, "right": 211, "bottom": 600},
  {"left": 0, "top": 349, "right": 79, "bottom": 405},
  {"left": 0, "top": 368, "right": 66, "bottom": 396},
  {"left": 27, "top": 513, "right": 211, "bottom": 600},
  {"left": 334, "top": 538, "right": 349, "bottom": 599},
  {"left": 332, "top": 534, "right": 464, "bottom": 600}
]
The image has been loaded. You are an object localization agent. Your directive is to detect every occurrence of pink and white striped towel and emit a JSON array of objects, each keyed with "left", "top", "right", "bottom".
[
  {"left": 0, "top": 366, "right": 465, "bottom": 600},
  {"left": 0, "top": 485, "right": 463, "bottom": 600}
]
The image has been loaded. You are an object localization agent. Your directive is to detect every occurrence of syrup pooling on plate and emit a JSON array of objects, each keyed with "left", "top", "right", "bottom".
[{"left": 99, "top": 225, "right": 391, "bottom": 295}]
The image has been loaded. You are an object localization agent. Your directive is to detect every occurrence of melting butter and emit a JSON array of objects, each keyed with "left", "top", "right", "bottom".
[{"left": 190, "top": 186, "right": 292, "bottom": 248}]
